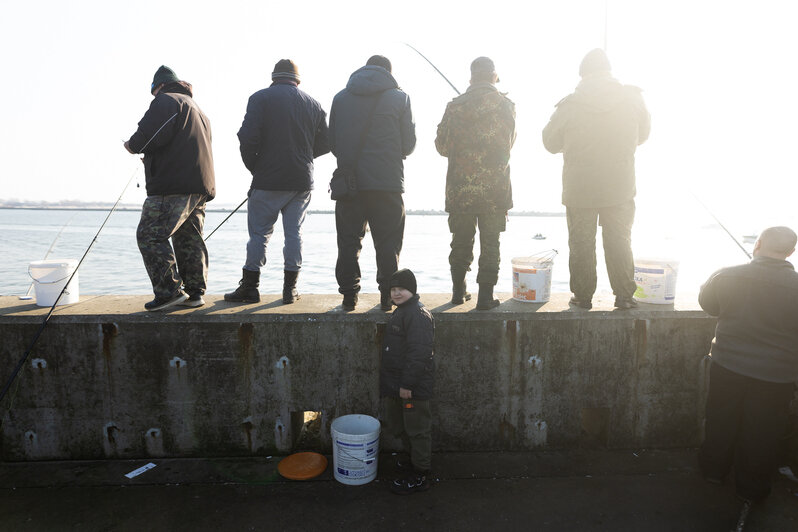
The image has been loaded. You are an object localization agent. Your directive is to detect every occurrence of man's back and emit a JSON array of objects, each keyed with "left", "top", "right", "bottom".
[
  {"left": 699, "top": 257, "right": 798, "bottom": 383},
  {"left": 543, "top": 75, "right": 650, "bottom": 208},
  {"left": 435, "top": 84, "right": 515, "bottom": 213},
  {"left": 329, "top": 65, "right": 416, "bottom": 193},
  {"left": 238, "top": 83, "right": 329, "bottom": 192}
]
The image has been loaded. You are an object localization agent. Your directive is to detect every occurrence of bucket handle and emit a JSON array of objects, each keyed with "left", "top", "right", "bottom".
[
  {"left": 337, "top": 446, "right": 376, "bottom": 465},
  {"left": 28, "top": 265, "right": 72, "bottom": 284}
]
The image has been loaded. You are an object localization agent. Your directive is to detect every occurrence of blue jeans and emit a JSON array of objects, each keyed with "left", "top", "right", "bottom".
[{"left": 244, "top": 189, "right": 310, "bottom": 272}]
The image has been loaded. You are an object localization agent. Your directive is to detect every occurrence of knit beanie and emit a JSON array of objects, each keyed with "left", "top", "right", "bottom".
[
  {"left": 151, "top": 65, "right": 179, "bottom": 93},
  {"left": 366, "top": 55, "right": 392, "bottom": 73},
  {"left": 272, "top": 59, "right": 300, "bottom": 83},
  {"left": 471, "top": 56, "right": 499, "bottom": 82},
  {"left": 389, "top": 269, "right": 417, "bottom": 295},
  {"left": 579, "top": 49, "right": 611, "bottom": 77}
]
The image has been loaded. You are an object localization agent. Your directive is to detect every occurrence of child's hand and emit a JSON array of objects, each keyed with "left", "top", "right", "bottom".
[{"left": 399, "top": 387, "right": 412, "bottom": 399}]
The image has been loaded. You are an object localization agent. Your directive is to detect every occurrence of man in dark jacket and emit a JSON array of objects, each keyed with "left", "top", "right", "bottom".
[
  {"left": 380, "top": 268, "right": 434, "bottom": 494},
  {"left": 224, "top": 59, "right": 330, "bottom": 305},
  {"left": 329, "top": 55, "right": 416, "bottom": 311},
  {"left": 543, "top": 49, "right": 650, "bottom": 310},
  {"left": 125, "top": 65, "right": 215, "bottom": 311},
  {"left": 435, "top": 57, "right": 516, "bottom": 310},
  {"left": 698, "top": 226, "right": 798, "bottom": 510}
]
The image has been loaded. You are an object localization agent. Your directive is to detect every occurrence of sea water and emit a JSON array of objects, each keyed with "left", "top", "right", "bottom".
[{"left": 0, "top": 208, "right": 756, "bottom": 298}]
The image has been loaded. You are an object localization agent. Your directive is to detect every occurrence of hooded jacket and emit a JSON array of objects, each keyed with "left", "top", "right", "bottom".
[
  {"left": 329, "top": 66, "right": 416, "bottom": 193},
  {"left": 127, "top": 82, "right": 216, "bottom": 200},
  {"left": 436, "top": 82, "right": 516, "bottom": 213},
  {"left": 542, "top": 74, "right": 650, "bottom": 208},
  {"left": 379, "top": 294, "right": 434, "bottom": 399},
  {"left": 699, "top": 256, "right": 798, "bottom": 383},
  {"left": 237, "top": 81, "right": 330, "bottom": 191}
]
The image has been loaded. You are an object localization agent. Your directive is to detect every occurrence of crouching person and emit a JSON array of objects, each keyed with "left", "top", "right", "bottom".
[{"left": 380, "top": 268, "right": 435, "bottom": 494}]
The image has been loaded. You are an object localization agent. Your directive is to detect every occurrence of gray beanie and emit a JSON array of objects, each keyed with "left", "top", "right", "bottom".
[{"left": 579, "top": 49, "right": 611, "bottom": 77}]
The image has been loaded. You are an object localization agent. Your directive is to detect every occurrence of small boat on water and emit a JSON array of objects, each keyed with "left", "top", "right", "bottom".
[
  {"left": 532, "top": 233, "right": 546, "bottom": 240},
  {"left": 742, "top": 234, "right": 758, "bottom": 244}
]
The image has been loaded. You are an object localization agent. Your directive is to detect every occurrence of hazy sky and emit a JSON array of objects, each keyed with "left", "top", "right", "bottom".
[{"left": 1, "top": 0, "right": 797, "bottom": 233}]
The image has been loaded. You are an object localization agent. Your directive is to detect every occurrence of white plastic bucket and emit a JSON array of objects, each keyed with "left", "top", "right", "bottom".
[
  {"left": 29, "top": 259, "right": 79, "bottom": 307},
  {"left": 512, "top": 251, "right": 557, "bottom": 303},
  {"left": 331, "top": 414, "right": 380, "bottom": 485},
  {"left": 633, "top": 259, "right": 679, "bottom": 304}
]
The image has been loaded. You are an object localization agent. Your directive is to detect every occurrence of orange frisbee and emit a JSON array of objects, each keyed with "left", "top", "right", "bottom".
[{"left": 277, "top": 452, "right": 328, "bottom": 480}]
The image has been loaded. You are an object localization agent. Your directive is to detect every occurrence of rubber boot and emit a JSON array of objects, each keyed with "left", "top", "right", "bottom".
[
  {"left": 380, "top": 289, "right": 393, "bottom": 311},
  {"left": 224, "top": 269, "right": 260, "bottom": 303},
  {"left": 450, "top": 268, "right": 471, "bottom": 305},
  {"left": 282, "top": 270, "right": 300, "bottom": 304},
  {"left": 476, "top": 283, "right": 500, "bottom": 310}
]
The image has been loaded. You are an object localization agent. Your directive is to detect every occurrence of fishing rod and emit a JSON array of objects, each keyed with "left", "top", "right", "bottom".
[
  {"left": 19, "top": 213, "right": 77, "bottom": 300},
  {"left": 0, "top": 168, "right": 139, "bottom": 405},
  {"left": 204, "top": 196, "right": 248, "bottom": 242},
  {"left": 2, "top": 113, "right": 180, "bottom": 406},
  {"left": 692, "top": 193, "right": 752, "bottom": 259},
  {"left": 404, "top": 43, "right": 461, "bottom": 95}
]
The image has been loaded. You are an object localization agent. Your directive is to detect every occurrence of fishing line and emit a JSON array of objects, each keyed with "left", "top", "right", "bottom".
[
  {"left": 204, "top": 196, "right": 248, "bottom": 242},
  {"left": 691, "top": 193, "right": 752, "bottom": 259},
  {"left": 1, "top": 112, "right": 180, "bottom": 409},
  {"left": 404, "top": 43, "right": 461, "bottom": 95}
]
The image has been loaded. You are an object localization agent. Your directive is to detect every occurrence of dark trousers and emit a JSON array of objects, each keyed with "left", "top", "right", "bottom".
[
  {"left": 335, "top": 191, "right": 405, "bottom": 295},
  {"left": 137, "top": 194, "right": 208, "bottom": 298},
  {"left": 448, "top": 212, "right": 506, "bottom": 286},
  {"left": 566, "top": 200, "right": 636, "bottom": 299},
  {"left": 382, "top": 396, "right": 432, "bottom": 472},
  {"left": 699, "top": 361, "right": 795, "bottom": 501}
]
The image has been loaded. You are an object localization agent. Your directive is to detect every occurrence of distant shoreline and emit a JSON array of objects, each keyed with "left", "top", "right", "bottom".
[{"left": 0, "top": 204, "right": 565, "bottom": 217}]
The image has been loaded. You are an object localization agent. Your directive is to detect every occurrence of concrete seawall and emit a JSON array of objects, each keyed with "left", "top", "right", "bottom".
[{"left": 0, "top": 293, "right": 716, "bottom": 461}]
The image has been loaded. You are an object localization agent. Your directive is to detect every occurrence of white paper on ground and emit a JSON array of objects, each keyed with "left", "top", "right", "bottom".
[{"left": 125, "top": 462, "right": 157, "bottom": 479}]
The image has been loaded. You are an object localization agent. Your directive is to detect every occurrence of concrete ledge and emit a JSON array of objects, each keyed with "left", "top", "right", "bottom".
[{"left": 0, "top": 294, "right": 715, "bottom": 461}]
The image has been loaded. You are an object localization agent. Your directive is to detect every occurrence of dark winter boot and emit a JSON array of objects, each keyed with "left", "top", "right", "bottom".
[
  {"left": 380, "top": 290, "right": 393, "bottom": 311},
  {"left": 282, "top": 270, "right": 300, "bottom": 304},
  {"left": 224, "top": 269, "right": 260, "bottom": 303},
  {"left": 476, "top": 283, "right": 500, "bottom": 310},
  {"left": 450, "top": 268, "right": 471, "bottom": 305}
]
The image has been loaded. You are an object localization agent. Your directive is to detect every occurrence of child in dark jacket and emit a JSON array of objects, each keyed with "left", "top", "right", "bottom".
[{"left": 380, "top": 268, "right": 435, "bottom": 495}]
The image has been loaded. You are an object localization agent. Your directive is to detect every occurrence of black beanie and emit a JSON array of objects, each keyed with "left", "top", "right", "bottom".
[
  {"left": 151, "top": 65, "right": 179, "bottom": 93},
  {"left": 579, "top": 49, "right": 611, "bottom": 77},
  {"left": 389, "top": 269, "right": 417, "bottom": 295},
  {"left": 272, "top": 59, "right": 300, "bottom": 83},
  {"left": 366, "top": 55, "right": 392, "bottom": 73}
]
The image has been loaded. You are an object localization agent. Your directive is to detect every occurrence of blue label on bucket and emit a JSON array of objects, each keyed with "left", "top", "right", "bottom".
[
  {"left": 635, "top": 267, "right": 666, "bottom": 274},
  {"left": 337, "top": 467, "right": 348, "bottom": 476},
  {"left": 336, "top": 439, "right": 364, "bottom": 448}
]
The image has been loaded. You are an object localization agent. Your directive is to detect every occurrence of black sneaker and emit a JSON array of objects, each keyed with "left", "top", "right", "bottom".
[
  {"left": 614, "top": 296, "right": 638, "bottom": 309},
  {"left": 390, "top": 472, "right": 430, "bottom": 495},
  {"left": 395, "top": 456, "right": 413, "bottom": 473},
  {"left": 144, "top": 290, "right": 188, "bottom": 312},
  {"left": 178, "top": 293, "right": 205, "bottom": 307},
  {"left": 569, "top": 296, "right": 592, "bottom": 310}
]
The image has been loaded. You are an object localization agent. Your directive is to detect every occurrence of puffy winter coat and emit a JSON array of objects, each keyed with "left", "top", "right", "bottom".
[
  {"left": 379, "top": 295, "right": 434, "bottom": 399},
  {"left": 329, "top": 66, "right": 416, "bottom": 193},
  {"left": 542, "top": 74, "right": 650, "bottom": 208},
  {"left": 127, "top": 82, "right": 216, "bottom": 199},
  {"left": 238, "top": 81, "right": 330, "bottom": 191}
]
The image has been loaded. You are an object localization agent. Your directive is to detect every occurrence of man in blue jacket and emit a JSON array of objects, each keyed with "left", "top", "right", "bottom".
[
  {"left": 699, "top": 226, "right": 798, "bottom": 513},
  {"left": 329, "top": 55, "right": 416, "bottom": 311},
  {"left": 225, "top": 59, "right": 330, "bottom": 304}
]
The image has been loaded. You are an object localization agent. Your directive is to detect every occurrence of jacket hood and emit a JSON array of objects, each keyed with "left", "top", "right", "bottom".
[
  {"left": 346, "top": 66, "right": 399, "bottom": 96},
  {"left": 565, "top": 75, "right": 637, "bottom": 112}
]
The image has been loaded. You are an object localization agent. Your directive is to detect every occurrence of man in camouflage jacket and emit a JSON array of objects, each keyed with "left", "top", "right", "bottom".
[{"left": 435, "top": 57, "right": 516, "bottom": 310}]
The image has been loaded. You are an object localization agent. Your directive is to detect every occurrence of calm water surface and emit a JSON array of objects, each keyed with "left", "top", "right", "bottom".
[{"left": 0, "top": 208, "right": 757, "bottom": 300}]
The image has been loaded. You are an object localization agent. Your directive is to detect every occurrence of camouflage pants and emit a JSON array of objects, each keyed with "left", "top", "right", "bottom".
[
  {"left": 137, "top": 194, "right": 208, "bottom": 298},
  {"left": 448, "top": 212, "right": 506, "bottom": 286},
  {"left": 566, "top": 200, "right": 636, "bottom": 299}
]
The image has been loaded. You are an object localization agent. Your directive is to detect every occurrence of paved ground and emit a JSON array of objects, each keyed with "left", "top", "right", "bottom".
[{"left": 1, "top": 450, "right": 797, "bottom": 531}]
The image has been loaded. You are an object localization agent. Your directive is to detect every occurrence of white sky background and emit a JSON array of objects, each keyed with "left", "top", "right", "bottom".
[{"left": 1, "top": 0, "right": 797, "bottom": 235}]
